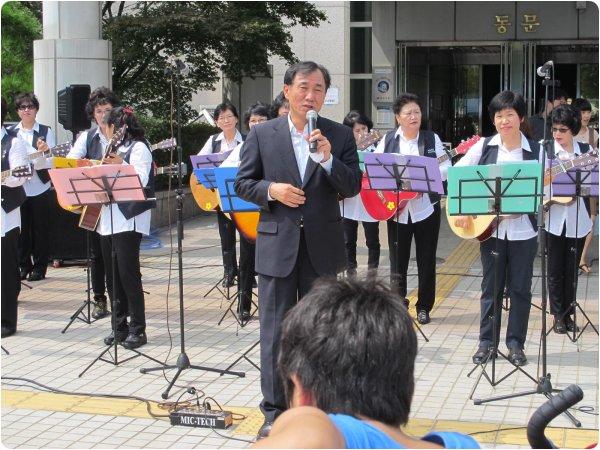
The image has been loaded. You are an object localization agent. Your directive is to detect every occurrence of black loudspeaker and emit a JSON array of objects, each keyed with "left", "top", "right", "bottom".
[
  {"left": 47, "top": 189, "right": 87, "bottom": 263},
  {"left": 57, "top": 84, "right": 91, "bottom": 134}
]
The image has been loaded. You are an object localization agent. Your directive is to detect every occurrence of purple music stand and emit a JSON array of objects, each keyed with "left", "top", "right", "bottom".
[
  {"left": 551, "top": 164, "right": 599, "bottom": 198},
  {"left": 190, "top": 150, "right": 233, "bottom": 169}
]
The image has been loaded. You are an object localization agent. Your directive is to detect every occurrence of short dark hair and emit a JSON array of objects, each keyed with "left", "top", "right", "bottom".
[
  {"left": 213, "top": 100, "right": 238, "bottom": 122},
  {"left": 393, "top": 93, "right": 420, "bottom": 115},
  {"left": 488, "top": 90, "right": 527, "bottom": 121},
  {"left": 103, "top": 106, "right": 145, "bottom": 142},
  {"left": 85, "top": 87, "right": 121, "bottom": 121},
  {"left": 572, "top": 97, "right": 592, "bottom": 112},
  {"left": 244, "top": 102, "right": 270, "bottom": 128},
  {"left": 278, "top": 279, "right": 418, "bottom": 427},
  {"left": 270, "top": 91, "right": 289, "bottom": 118},
  {"left": 343, "top": 110, "right": 373, "bottom": 131},
  {"left": 14, "top": 92, "right": 40, "bottom": 111},
  {"left": 547, "top": 88, "right": 568, "bottom": 103},
  {"left": 284, "top": 61, "right": 331, "bottom": 91},
  {"left": 551, "top": 104, "right": 581, "bottom": 135}
]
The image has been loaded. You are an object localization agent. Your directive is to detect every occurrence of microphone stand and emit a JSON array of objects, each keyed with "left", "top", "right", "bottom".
[{"left": 140, "top": 63, "right": 244, "bottom": 399}]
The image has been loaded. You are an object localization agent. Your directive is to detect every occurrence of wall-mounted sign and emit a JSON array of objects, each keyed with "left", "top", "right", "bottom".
[
  {"left": 372, "top": 67, "right": 394, "bottom": 103},
  {"left": 324, "top": 87, "right": 339, "bottom": 105},
  {"left": 522, "top": 14, "right": 540, "bottom": 33},
  {"left": 494, "top": 15, "right": 511, "bottom": 34}
]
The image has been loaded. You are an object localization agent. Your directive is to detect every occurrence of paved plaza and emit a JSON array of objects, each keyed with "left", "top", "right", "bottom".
[{"left": 1, "top": 210, "right": 598, "bottom": 448}]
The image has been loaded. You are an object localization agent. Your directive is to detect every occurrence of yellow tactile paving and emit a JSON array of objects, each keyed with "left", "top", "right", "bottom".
[
  {"left": 3, "top": 389, "right": 597, "bottom": 446},
  {"left": 406, "top": 238, "right": 480, "bottom": 314}
]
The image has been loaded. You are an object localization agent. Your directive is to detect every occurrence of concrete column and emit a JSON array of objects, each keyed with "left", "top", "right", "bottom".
[
  {"left": 33, "top": 1, "right": 112, "bottom": 143},
  {"left": 372, "top": 2, "right": 396, "bottom": 131}
]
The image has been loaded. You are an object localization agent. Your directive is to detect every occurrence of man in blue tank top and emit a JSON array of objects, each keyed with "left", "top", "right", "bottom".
[{"left": 252, "top": 279, "right": 479, "bottom": 449}]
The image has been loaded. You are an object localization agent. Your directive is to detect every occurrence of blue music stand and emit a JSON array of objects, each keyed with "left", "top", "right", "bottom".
[{"left": 214, "top": 167, "right": 260, "bottom": 213}]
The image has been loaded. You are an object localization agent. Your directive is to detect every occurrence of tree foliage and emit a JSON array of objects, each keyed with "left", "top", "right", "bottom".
[
  {"left": 1, "top": 2, "right": 42, "bottom": 120},
  {"left": 103, "top": 1, "right": 327, "bottom": 121}
]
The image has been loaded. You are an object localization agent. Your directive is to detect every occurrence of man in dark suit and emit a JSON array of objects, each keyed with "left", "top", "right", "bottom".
[{"left": 235, "top": 61, "right": 362, "bottom": 438}]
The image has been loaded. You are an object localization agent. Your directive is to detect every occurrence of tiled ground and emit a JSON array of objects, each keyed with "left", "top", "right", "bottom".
[{"left": 1, "top": 212, "right": 598, "bottom": 448}]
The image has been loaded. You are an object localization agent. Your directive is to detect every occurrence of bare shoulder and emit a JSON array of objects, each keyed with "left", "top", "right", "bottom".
[{"left": 251, "top": 406, "right": 345, "bottom": 449}]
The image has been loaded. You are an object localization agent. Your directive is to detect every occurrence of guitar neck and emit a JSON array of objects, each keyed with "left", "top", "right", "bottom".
[{"left": 437, "top": 148, "right": 458, "bottom": 165}]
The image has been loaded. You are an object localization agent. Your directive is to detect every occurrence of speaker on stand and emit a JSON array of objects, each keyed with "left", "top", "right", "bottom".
[{"left": 57, "top": 84, "right": 91, "bottom": 143}]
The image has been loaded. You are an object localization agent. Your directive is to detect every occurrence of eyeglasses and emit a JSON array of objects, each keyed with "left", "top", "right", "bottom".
[
  {"left": 18, "top": 104, "right": 36, "bottom": 111},
  {"left": 552, "top": 127, "right": 570, "bottom": 134},
  {"left": 217, "top": 114, "right": 236, "bottom": 122},
  {"left": 248, "top": 117, "right": 268, "bottom": 125}
]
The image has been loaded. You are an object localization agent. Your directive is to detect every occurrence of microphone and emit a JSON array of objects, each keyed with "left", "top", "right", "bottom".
[
  {"left": 306, "top": 110, "right": 318, "bottom": 153},
  {"left": 536, "top": 60, "right": 553, "bottom": 77}
]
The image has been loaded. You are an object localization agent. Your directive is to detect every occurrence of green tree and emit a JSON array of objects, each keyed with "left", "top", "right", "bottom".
[
  {"left": 103, "top": 1, "right": 327, "bottom": 121},
  {"left": 1, "top": 2, "right": 42, "bottom": 120}
]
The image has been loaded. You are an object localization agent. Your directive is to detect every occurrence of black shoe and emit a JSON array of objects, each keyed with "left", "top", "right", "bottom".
[
  {"left": 240, "top": 311, "right": 252, "bottom": 323},
  {"left": 1, "top": 326, "right": 16, "bottom": 338},
  {"left": 257, "top": 421, "right": 273, "bottom": 440},
  {"left": 508, "top": 347, "right": 527, "bottom": 366},
  {"left": 401, "top": 297, "right": 409, "bottom": 309},
  {"left": 553, "top": 315, "right": 567, "bottom": 334},
  {"left": 92, "top": 297, "right": 110, "bottom": 320},
  {"left": 103, "top": 330, "right": 127, "bottom": 346},
  {"left": 417, "top": 310, "right": 430, "bottom": 325},
  {"left": 19, "top": 268, "right": 30, "bottom": 280},
  {"left": 252, "top": 277, "right": 258, "bottom": 289},
  {"left": 122, "top": 332, "right": 147, "bottom": 350},
  {"left": 564, "top": 315, "right": 580, "bottom": 333},
  {"left": 472, "top": 345, "right": 496, "bottom": 364},
  {"left": 222, "top": 272, "right": 236, "bottom": 288},
  {"left": 27, "top": 269, "right": 45, "bottom": 281}
]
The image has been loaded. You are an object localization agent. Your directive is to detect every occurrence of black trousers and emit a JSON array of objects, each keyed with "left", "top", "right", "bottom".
[
  {"left": 386, "top": 203, "right": 440, "bottom": 312},
  {"left": 258, "top": 231, "right": 321, "bottom": 422},
  {"left": 342, "top": 218, "right": 380, "bottom": 270},
  {"left": 217, "top": 210, "right": 237, "bottom": 275},
  {"left": 479, "top": 236, "right": 537, "bottom": 350},
  {"left": 547, "top": 230, "right": 585, "bottom": 316},
  {"left": 89, "top": 231, "right": 106, "bottom": 298},
  {"left": 238, "top": 235, "right": 255, "bottom": 313},
  {"left": 100, "top": 231, "right": 145, "bottom": 335},
  {"left": 2, "top": 228, "right": 21, "bottom": 332},
  {"left": 19, "top": 189, "right": 50, "bottom": 273}
]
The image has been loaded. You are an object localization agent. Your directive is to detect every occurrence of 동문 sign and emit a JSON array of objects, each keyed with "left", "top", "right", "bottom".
[{"left": 372, "top": 67, "right": 394, "bottom": 103}]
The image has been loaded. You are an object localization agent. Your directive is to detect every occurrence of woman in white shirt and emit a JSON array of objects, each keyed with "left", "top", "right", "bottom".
[
  {"left": 100, "top": 106, "right": 154, "bottom": 350},
  {"left": 572, "top": 97, "right": 598, "bottom": 274},
  {"left": 197, "top": 101, "right": 245, "bottom": 287},
  {"left": 545, "top": 105, "right": 593, "bottom": 334},
  {"left": 375, "top": 94, "right": 450, "bottom": 325},
  {"left": 340, "top": 111, "right": 380, "bottom": 278}
]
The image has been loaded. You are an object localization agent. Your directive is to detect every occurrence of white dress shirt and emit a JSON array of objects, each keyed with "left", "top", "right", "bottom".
[
  {"left": 1, "top": 128, "right": 29, "bottom": 237},
  {"left": 96, "top": 141, "right": 152, "bottom": 236},
  {"left": 14, "top": 121, "right": 56, "bottom": 196},
  {"left": 287, "top": 115, "right": 332, "bottom": 181},
  {"left": 454, "top": 132, "right": 538, "bottom": 241},
  {"left": 197, "top": 130, "right": 244, "bottom": 155},
  {"left": 374, "top": 128, "right": 449, "bottom": 224},
  {"left": 340, "top": 144, "right": 377, "bottom": 222},
  {"left": 544, "top": 140, "right": 593, "bottom": 238},
  {"left": 221, "top": 142, "right": 243, "bottom": 168},
  {"left": 68, "top": 128, "right": 110, "bottom": 160}
]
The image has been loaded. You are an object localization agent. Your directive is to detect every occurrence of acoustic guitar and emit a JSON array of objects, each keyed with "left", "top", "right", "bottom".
[
  {"left": 1, "top": 165, "right": 33, "bottom": 183},
  {"left": 78, "top": 126, "right": 127, "bottom": 231},
  {"left": 447, "top": 150, "right": 599, "bottom": 241}
]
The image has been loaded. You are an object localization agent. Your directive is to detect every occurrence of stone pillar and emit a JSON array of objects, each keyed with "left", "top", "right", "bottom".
[
  {"left": 372, "top": 2, "right": 396, "bottom": 131},
  {"left": 33, "top": 1, "right": 112, "bottom": 143}
]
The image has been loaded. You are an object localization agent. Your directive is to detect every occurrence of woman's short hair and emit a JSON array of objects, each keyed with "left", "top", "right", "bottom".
[
  {"left": 278, "top": 279, "right": 417, "bottom": 427},
  {"left": 214, "top": 100, "right": 239, "bottom": 122},
  {"left": 572, "top": 97, "right": 592, "bottom": 112},
  {"left": 270, "top": 91, "right": 289, "bottom": 118},
  {"left": 488, "top": 90, "right": 527, "bottom": 121},
  {"left": 393, "top": 93, "right": 420, "bottom": 115},
  {"left": 103, "top": 106, "right": 145, "bottom": 142},
  {"left": 343, "top": 110, "right": 373, "bottom": 131},
  {"left": 85, "top": 87, "right": 121, "bottom": 121},
  {"left": 551, "top": 104, "right": 582, "bottom": 135},
  {"left": 14, "top": 92, "right": 40, "bottom": 112},
  {"left": 244, "top": 102, "right": 270, "bottom": 128}
]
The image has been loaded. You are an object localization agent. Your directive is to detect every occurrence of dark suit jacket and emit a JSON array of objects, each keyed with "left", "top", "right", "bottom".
[{"left": 234, "top": 115, "right": 362, "bottom": 278}]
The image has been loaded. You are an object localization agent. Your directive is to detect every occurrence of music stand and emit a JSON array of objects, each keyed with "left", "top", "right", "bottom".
[
  {"left": 364, "top": 152, "right": 446, "bottom": 343},
  {"left": 214, "top": 166, "right": 260, "bottom": 327},
  {"left": 49, "top": 165, "right": 165, "bottom": 377},
  {"left": 546, "top": 161, "right": 599, "bottom": 341}
]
